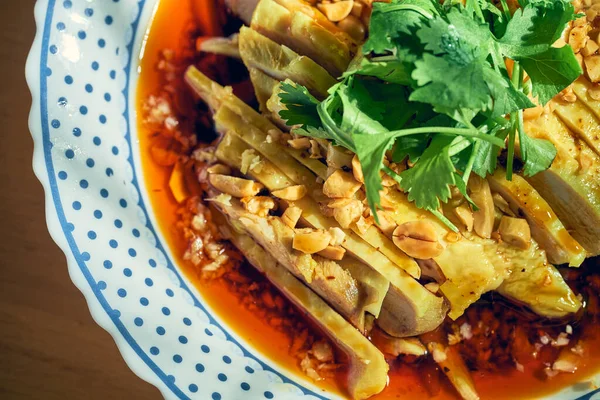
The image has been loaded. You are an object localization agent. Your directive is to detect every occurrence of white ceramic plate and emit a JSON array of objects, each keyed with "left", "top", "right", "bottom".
[{"left": 25, "top": 0, "right": 600, "bottom": 399}]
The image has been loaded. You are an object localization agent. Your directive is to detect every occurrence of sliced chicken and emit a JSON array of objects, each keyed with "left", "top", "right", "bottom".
[
  {"left": 214, "top": 196, "right": 373, "bottom": 329},
  {"left": 487, "top": 168, "right": 586, "bottom": 266},
  {"left": 251, "top": 0, "right": 353, "bottom": 76},
  {"left": 524, "top": 109, "right": 600, "bottom": 255},
  {"left": 238, "top": 26, "right": 336, "bottom": 98},
  {"left": 215, "top": 131, "right": 448, "bottom": 336},
  {"left": 221, "top": 218, "right": 388, "bottom": 399}
]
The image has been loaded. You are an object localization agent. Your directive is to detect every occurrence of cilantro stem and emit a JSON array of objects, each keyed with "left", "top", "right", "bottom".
[
  {"left": 317, "top": 100, "right": 356, "bottom": 151},
  {"left": 506, "top": 61, "right": 522, "bottom": 180},
  {"left": 463, "top": 140, "right": 480, "bottom": 185},
  {"left": 430, "top": 209, "right": 459, "bottom": 233},
  {"left": 382, "top": 165, "right": 402, "bottom": 185},
  {"left": 386, "top": 127, "right": 504, "bottom": 146},
  {"left": 448, "top": 137, "right": 474, "bottom": 156},
  {"left": 499, "top": 0, "right": 511, "bottom": 20},
  {"left": 468, "top": 0, "right": 485, "bottom": 22},
  {"left": 380, "top": 4, "right": 434, "bottom": 19}
]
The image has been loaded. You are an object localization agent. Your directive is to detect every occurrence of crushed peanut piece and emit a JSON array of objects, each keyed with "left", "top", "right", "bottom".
[
  {"left": 272, "top": 185, "right": 308, "bottom": 201},
  {"left": 241, "top": 196, "right": 276, "bottom": 217},
  {"left": 209, "top": 174, "right": 264, "bottom": 198},
  {"left": 282, "top": 206, "right": 302, "bottom": 228},
  {"left": 293, "top": 229, "right": 332, "bottom": 254},
  {"left": 323, "top": 169, "right": 362, "bottom": 198}
]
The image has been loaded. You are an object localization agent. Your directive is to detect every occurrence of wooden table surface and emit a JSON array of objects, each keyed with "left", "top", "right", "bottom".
[{"left": 0, "top": 2, "right": 161, "bottom": 399}]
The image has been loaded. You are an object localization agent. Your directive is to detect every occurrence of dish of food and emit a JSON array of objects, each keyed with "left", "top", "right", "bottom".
[{"left": 28, "top": 0, "right": 600, "bottom": 399}]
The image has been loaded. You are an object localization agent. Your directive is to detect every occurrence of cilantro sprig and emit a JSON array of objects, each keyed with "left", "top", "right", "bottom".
[{"left": 278, "top": 0, "right": 580, "bottom": 230}]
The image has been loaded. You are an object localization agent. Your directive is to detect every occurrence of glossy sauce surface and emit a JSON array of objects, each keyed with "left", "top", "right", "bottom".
[{"left": 137, "top": 1, "right": 600, "bottom": 398}]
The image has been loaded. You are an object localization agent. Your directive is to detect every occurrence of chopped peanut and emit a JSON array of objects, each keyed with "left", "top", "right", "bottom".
[
  {"left": 584, "top": 55, "right": 600, "bottom": 82},
  {"left": 317, "top": 0, "right": 354, "bottom": 22},
  {"left": 241, "top": 196, "right": 277, "bottom": 217},
  {"left": 326, "top": 144, "right": 353, "bottom": 169},
  {"left": 323, "top": 169, "right": 362, "bottom": 198},
  {"left": 492, "top": 192, "right": 515, "bottom": 216},
  {"left": 240, "top": 149, "right": 260, "bottom": 174},
  {"left": 328, "top": 198, "right": 353, "bottom": 208},
  {"left": 205, "top": 193, "right": 232, "bottom": 206},
  {"left": 317, "top": 245, "right": 346, "bottom": 260},
  {"left": 498, "top": 216, "right": 531, "bottom": 250},
  {"left": 354, "top": 215, "right": 373, "bottom": 235},
  {"left": 453, "top": 203, "right": 474, "bottom": 232},
  {"left": 309, "top": 140, "right": 322, "bottom": 159},
  {"left": 582, "top": 39, "right": 599, "bottom": 56},
  {"left": 469, "top": 176, "right": 495, "bottom": 239},
  {"left": 569, "top": 24, "right": 590, "bottom": 53},
  {"left": 375, "top": 210, "right": 397, "bottom": 236},
  {"left": 333, "top": 199, "right": 363, "bottom": 229},
  {"left": 351, "top": 154, "right": 364, "bottom": 183},
  {"left": 392, "top": 221, "right": 444, "bottom": 259},
  {"left": 328, "top": 227, "right": 346, "bottom": 246},
  {"left": 272, "top": 185, "right": 307, "bottom": 201},
  {"left": 288, "top": 137, "right": 311, "bottom": 150},
  {"left": 282, "top": 206, "right": 302, "bottom": 228},
  {"left": 209, "top": 174, "right": 264, "bottom": 197},
  {"left": 293, "top": 229, "right": 332, "bottom": 254}
]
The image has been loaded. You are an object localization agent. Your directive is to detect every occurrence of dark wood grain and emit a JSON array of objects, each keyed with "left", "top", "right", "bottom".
[{"left": 0, "top": 2, "right": 161, "bottom": 399}]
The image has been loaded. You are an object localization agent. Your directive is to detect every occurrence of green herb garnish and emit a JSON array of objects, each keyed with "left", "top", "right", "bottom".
[{"left": 279, "top": 0, "right": 581, "bottom": 230}]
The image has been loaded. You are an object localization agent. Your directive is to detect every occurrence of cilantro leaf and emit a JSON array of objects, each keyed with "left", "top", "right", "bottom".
[
  {"left": 364, "top": 0, "right": 437, "bottom": 57},
  {"left": 278, "top": 81, "right": 322, "bottom": 128},
  {"left": 517, "top": 46, "right": 582, "bottom": 105},
  {"left": 400, "top": 135, "right": 458, "bottom": 210},
  {"left": 483, "top": 68, "right": 535, "bottom": 117},
  {"left": 499, "top": 0, "right": 575, "bottom": 56},
  {"left": 517, "top": 113, "right": 557, "bottom": 176},
  {"left": 344, "top": 56, "right": 414, "bottom": 86},
  {"left": 417, "top": 7, "right": 492, "bottom": 58},
  {"left": 410, "top": 53, "right": 493, "bottom": 113},
  {"left": 392, "top": 135, "right": 430, "bottom": 162}
]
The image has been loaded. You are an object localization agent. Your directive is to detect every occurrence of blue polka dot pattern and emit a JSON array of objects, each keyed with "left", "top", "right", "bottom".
[
  {"left": 189, "top": 384, "right": 198, "bottom": 393},
  {"left": 173, "top": 354, "right": 182, "bottom": 363},
  {"left": 218, "top": 373, "right": 227, "bottom": 382},
  {"left": 156, "top": 326, "right": 166, "bottom": 336}
]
